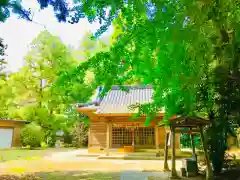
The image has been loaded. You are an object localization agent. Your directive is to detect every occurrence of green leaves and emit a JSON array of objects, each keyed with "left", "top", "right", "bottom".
[
  {"left": 0, "top": 31, "right": 94, "bottom": 142},
  {"left": 60, "top": 0, "right": 240, "bottom": 129}
]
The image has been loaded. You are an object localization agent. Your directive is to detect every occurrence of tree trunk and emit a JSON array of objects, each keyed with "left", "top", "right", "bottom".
[
  {"left": 170, "top": 127, "right": 178, "bottom": 178},
  {"left": 200, "top": 126, "right": 213, "bottom": 180},
  {"left": 164, "top": 132, "right": 169, "bottom": 171}
]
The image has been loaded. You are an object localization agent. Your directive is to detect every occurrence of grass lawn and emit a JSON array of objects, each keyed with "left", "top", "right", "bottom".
[{"left": 0, "top": 148, "right": 76, "bottom": 162}]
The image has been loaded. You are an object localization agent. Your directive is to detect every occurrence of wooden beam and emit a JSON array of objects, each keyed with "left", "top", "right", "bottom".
[
  {"left": 163, "top": 132, "right": 169, "bottom": 171},
  {"left": 173, "top": 124, "right": 200, "bottom": 128},
  {"left": 200, "top": 126, "right": 213, "bottom": 180},
  {"left": 96, "top": 113, "right": 165, "bottom": 117},
  {"left": 175, "top": 128, "right": 200, "bottom": 133}
]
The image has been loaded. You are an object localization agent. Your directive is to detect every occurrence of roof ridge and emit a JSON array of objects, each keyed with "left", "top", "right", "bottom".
[{"left": 111, "top": 85, "right": 152, "bottom": 90}]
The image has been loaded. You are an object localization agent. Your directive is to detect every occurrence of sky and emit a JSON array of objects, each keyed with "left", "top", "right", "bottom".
[{"left": 0, "top": 0, "right": 112, "bottom": 72}]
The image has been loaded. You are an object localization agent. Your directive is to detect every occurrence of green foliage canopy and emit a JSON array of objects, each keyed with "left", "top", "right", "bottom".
[{"left": 63, "top": 1, "right": 220, "bottom": 125}]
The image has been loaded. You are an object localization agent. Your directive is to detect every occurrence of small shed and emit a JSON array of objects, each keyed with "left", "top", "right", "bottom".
[
  {"left": 0, "top": 119, "right": 28, "bottom": 148},
  {"left": 160, "top": 116, "right": 213, "bottom": 179}
]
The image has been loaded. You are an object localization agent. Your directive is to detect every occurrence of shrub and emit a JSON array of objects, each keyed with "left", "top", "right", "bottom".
[
  {"left": 180, "top": 133, "right": 203, "bottom": 150},
  {"left": 44, "top": 130, "right": 56, "bottom": 147},
  {"left": 40, "top": 141, "right": 48, "bottom": 149},
  {"left": 20, "top": 122, "right": 44, "bottom": 148},
  {"left": 63, "top": 131, "right": 73, "bottom": 145},
  {"left": 70, "top": 122, "right": 89, "bottom": 148}
]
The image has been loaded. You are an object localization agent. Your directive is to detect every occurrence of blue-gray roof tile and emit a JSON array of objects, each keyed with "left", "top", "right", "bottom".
[{"left": 96, "top": 85, "right": 154, "bottom": 114}]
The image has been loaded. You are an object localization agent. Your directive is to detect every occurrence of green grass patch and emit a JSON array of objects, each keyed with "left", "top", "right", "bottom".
[{"left": 0, "top": 148, "right": 76, "bottom": 162}]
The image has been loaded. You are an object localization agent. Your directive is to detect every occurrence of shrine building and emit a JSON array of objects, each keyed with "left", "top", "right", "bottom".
[{"left": 77, "top": 85, "right": 180, "bottom": 153}]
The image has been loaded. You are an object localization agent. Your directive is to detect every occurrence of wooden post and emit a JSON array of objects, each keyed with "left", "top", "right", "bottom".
[
  {"left": 109, "top": 122, "right": 112, "bottom": 148},
  {"left": 88, "top": 128, "right": 91, "bottom": 148},
  {"left": 190, "top": 128, "right": 196, "bottom": 159},
  {"left": 164, "top": 132, "right": 169, "bottom": 171},
  {"left": 199, "top": 126, "right": 213, "bottom": 180},
  {"left": 190, "top": 128, "right": 198, "bottom": 172},
  {"left": 170, "top": 126, "right": 178, "bottom": 178},
  {"left": 131, "top": 127, "right": 135, "bottom": 147},
  {"left": 155, "top": 126, "right": 160, "bottom": 154},
  {"left": 106, "top": 122, "right": 110, "bottom": 156}
]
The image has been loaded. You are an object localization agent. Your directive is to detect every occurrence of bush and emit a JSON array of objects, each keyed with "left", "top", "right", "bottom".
[
  {"left": 44, "top": 130, "right": 56, "bottom": 147},
  {"left": 20, "top": 122, "right": 44, "bottom": 148},
  {"left": 70, "top": 122, "right": 89, "bottom": 148},
  {"left": 180, "top": 133, "right": 203, "bottom": 150},
  {"left": 63, "top": 131, "right": 73, "bottom": 145},
  {"left": 40, "top": 141, "right": 48, "bottom": 149}
]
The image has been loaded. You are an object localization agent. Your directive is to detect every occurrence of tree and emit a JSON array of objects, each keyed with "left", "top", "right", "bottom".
[
  {"left": 0, "top": 37, "right": 7, "bottom": 76},
  {"left": 70, "top": 31, "right": 109, "bottom": 84},
  {"left": 0, "top": 0, "right": 68, "bottom": 22},
  {"left": 8, "top": 30, "right": 93, "bottom": 145},
  {"left": 0, "top": 37, "right": 12, "bottom": 118}
]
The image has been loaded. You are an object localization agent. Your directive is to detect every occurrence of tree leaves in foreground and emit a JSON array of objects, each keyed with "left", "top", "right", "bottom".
[
  {"left": 67, "top": 1, "right": 217, "bottom": 123},
  {"left": 58, "top": 0, "right": 240, "bottom": 174}
]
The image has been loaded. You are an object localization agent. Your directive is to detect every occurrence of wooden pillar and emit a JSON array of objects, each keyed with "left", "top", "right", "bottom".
[
  {"left": 170, "top": 126, "right": 178, "bottom": 178},
  {"left": 109, "top": 122, "right": 112, "bottom": 148},
  {"left": 132, "top": 128, "right": 135, "bottom": 147},
  {"left": 190, "top": 128, "right": 196, "bottom": 159},
  {"left": 88, "top": 122, "right": 92, "bottom": 148},
  {"left": 155, "top": 126, "right": 160, "bottom": 152},
  {"left": 164, "top": 132, "right": 170, "bottom": 171},
  {"left": 106, "top": 122, "right": 110, "bottom": 156},
  {"left": 200, "top": 126, "right": 213, "bottom": 180},
  {"left": 190, "top": 128, "right": 198, "bottom": 172}
]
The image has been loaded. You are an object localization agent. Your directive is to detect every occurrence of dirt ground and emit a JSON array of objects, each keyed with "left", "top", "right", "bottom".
[
  {"left": 0, "top": 149, "right": 183, "bottom": 180},
  {"left": 0, "top": 148, "right": 239, "bottom": 180}
]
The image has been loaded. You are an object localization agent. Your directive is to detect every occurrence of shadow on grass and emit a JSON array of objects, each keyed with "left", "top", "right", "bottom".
[
  {"left": 37, "top": 171, "right": 121, "bottom": 180},
  {"left": 215, "top": 168, "right": 240, "bottom": 180},
  {"left": 0, "top": 171, "right": 121, "bottom": 180}
]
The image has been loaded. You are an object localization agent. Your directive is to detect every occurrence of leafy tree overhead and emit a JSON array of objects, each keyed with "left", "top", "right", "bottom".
[
  {"left": 66, "top": 1, "right": 217, "bottom": 123},
  {"left": 0, "top": 0, "right": 68, "bottom": 22},
  {"left": 57, "top": 0, "right": 240, "bottom": 175}
]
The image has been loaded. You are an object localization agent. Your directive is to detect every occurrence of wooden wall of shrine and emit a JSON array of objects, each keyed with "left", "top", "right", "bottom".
[{"left": 88, "top": 115, "right": 180, "bottom": 153}]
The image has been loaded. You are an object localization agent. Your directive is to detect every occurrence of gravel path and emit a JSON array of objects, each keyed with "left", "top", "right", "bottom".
[{"left": 120, "top": 171, "right": 169, "bottom": 180}]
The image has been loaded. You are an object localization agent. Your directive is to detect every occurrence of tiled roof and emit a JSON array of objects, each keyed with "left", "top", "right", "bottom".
[{"left": 96, "top": 85, "right": 154, "bottom": 114}]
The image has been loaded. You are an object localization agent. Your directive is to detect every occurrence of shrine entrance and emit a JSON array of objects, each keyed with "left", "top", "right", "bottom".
[{"left": 112, "top": 126, "right": 155, "bottom": 148}]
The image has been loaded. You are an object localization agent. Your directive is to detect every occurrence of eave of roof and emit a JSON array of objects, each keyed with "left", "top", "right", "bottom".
[{"left": 0, "top": 119, "right": 28, "bottom": 123}]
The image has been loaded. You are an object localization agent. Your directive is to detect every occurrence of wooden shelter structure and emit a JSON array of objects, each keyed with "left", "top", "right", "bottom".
[{"left": 161, "top": 116, "right": 213, "bottom": 179}]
